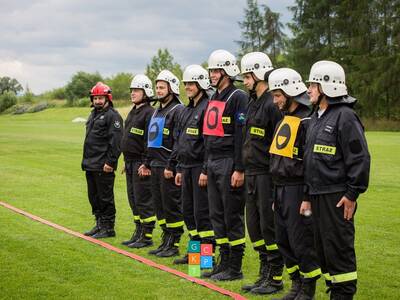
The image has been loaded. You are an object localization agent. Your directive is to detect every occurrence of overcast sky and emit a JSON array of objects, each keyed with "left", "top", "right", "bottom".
[{"left": 1, "top": 0, "right": 295, "bottom": 94}]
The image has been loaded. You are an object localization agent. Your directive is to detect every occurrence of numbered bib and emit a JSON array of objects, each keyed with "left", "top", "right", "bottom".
[
  {"left": 270, "top": 115, "right": 301, "bottom": 158},
  {"left": 203, "top": 100, "right": 226, "bottom": 137},
  {"left": 148, "top": 117, "right": 166, "bottom": 148}
]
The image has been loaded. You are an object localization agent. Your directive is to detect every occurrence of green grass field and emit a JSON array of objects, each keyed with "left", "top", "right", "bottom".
[{"left": 0, "top": 107, "right": 399, "bottom": 299}]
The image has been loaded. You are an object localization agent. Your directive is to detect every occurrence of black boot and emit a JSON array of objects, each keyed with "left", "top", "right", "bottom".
[
  {"left": 121, "top": 222, "right": 141, "bottom": 246},
  {"left": 242, "top": 250, "right": 269, "bottom": 291},
  {"left": 201, "top": 245, "right": 230, "bottom": 278},
  {"left": 128, "top": 224, "right": 154, "bottom": 248},
  {"left": 251, "top": 264, "right": 284, "bottom": 295},
  {"left": 211, "top": 246, "right": 244, "bottom": 281},
  {"left": 273, "top": 276, "right": 302, "bottom": 300},
  {"left": 157, "top": 232, "right": 181, "bottom": 257},
  {"left": 92, "top": 219, "right": 116, "bottom": 239},
  {"left": 173, "top": 253, "right": 188, "bottom": 264},
  {"left": 295, "top": 279, "right": 316, "bottom": 300},
  {"left": 83, "top": 216, "right": 100, "bottom": 236},
  {"left": 92, "top": 228, "right": 116, "bottom": 238},
  {"left": 148, "top": 230, "right": 169, "bottom": 255}
]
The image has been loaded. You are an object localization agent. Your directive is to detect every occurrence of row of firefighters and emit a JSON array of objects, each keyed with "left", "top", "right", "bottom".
[{"left": 81, "top": 49, "right": 370, "bottom": 300}]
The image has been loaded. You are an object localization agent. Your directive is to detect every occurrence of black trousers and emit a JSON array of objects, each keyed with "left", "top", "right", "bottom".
[
  {"left": 125, "top": 160, "right": 155, "bottom": 225},
  {"left": 310, "top": 192, "right": 357, "bottom": 296},
  {"left": 85, "top": 171, "right": 116, "bottom": 226},
  {"left": 151, "top": 166, "right": 183, "bottom": 234},
  {"left": 246, "top": 173, "right": 283, "bottom": 265},
  {"left": 207, "top": 157, "right": 245, "bottom": 249},
  {"left": 125, "top": 161, "right": 139, "bottom": 223},
  {"left": 274, "top": 184, "right": 320, "bottom": 280},
  {"left": 181, "top": 165, "right": 214, "bottom": 241}
]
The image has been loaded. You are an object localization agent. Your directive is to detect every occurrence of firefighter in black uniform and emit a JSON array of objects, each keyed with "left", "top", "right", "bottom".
[
  {"left": 201, "top": 49, "right": 247, "bottom": 281},
  {"left": 304, "top": 61, "right": 370, "bottom": 300},
  {"left": 173, "top": 65, "right": 215, "bottom": 265},
  {"left": 239, "top": 52, "right": 284, "bottom": 295},
  {"left": 268, "top": 68, "right": 321, "bottom": 300},
  {"left": 147, "top": 70, "right": 184, "bottom": 258},
  {"left": 82, "top": 82, "right": 123, "bottom": 238},
  {"left": 120, "top": 74, "right": 156, "bottom": 248}
]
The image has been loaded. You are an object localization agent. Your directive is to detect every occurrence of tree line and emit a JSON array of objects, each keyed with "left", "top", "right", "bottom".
[
  {"left": 2, "top": 0, "right": 399, "bottom": 120},
  {"left": 237, "top": 0, "right": 400, "bottom": 120},
  {"left": 44, "top": 49, "right": 184, "bottom": 106}
]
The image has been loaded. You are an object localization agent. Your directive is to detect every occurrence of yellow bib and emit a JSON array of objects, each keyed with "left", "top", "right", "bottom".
[{"left": 270, "top": 116, "right": 301, "bottom": 158}]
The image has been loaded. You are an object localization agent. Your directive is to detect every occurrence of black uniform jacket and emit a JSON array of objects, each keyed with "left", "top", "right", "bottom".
[
  {"left": 270, "top": 104, "right": 312, "bottom": 185},
  {"left": 147, "top": 98, "right": 184, "bottom": 170},
  {"left": 121, "top": 102, "right": 154, "bottom": 164},
  {"left": 203, "top": 84, "right": 248, "bottom": 172},
  {"left": 82, "top": 106, "right": 123, "bottom": 171},
  {"left": 243, "top": 90, "right": 282, "bottom": 175},
  {"left": 176, "top": 94, "right": 208, "bottom": 173},
  {"left": 304, "top": 103, "right": 370, "bottom": 201}
]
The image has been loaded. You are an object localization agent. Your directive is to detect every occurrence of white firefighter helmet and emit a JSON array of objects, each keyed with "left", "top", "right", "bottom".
[
  {"left": 207, "top": 49, "right": 240, "bottom": 77},
  {"left": 156, "top": 69, "right": 180, "bottom": 95},
  {"left": 307, "top": 60, "right": 347, "bottom": 97},
  {"left": 182, "top": 64, "right": 210, "bottom": 90},
  {"left": 269, "top": 68, "right": 307, "bottom": 96},
  {"left": 130, "top": 74, "right": 154, "bottom": 98},
  {"left": 269, "top": 68, "right": 309, "bottom": 106},
  {"left": 241, "top": 52, "right": 273, "bottom": 80}
]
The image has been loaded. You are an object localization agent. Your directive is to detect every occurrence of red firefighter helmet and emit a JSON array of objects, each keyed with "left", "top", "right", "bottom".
[{"left": 90, "top": 82, "right": 112, "bottom": 102}]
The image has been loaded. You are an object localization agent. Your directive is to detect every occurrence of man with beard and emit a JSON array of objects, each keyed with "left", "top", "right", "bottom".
[
  {"left": 82, "top": 82, "right": 123, "bottom": 238},
  {"left": 201, "top": 49, "right": 248, "bottom": 281}
]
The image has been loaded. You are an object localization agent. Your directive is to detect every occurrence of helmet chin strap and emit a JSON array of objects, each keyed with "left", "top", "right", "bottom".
[
  {"left": 131, "top": 88, "right": 146, "bottom": 105},
  {"left": 189, "top": 83, "right": 202, "bottom": 102},
  {"left": 310, "top": 93, "right": 324, "bottom": 114},
  {"left": 157, "top": 88, "right": 172, "bottom": 103},
  {"left": 135, "top": 97, "right": 146, "bottom": 106},
  {"left": 249, "top": 73, "right": 259, "bottom": 99},
  {"left": 94, "top": 98, "right": 109, "bottom": 110},
  {"left": 283, "top": 96, "right": 293, "bottom": 113},
  {"left": 213, "top": 69, "right": 227, "bottom": 90}
]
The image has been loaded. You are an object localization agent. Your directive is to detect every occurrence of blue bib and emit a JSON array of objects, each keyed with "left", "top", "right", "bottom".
[{"left": 148, "top": 117, "right": 165, "bottom": 148}]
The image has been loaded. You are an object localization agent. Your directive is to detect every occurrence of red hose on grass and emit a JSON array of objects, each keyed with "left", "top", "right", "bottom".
[{"left": 0, "top": 201, "right": 247, "bottom": 300}]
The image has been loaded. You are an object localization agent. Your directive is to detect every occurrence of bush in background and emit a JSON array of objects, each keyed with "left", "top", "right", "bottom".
[
  {"left": 76, "top": 98, "right": 91, "bottom": 107},
  {"left": 0, "top": 91, "right": 18, "bottom": 113},
  {"left": 20, "top": 89, "right": 35, "bottom": 104},
  {"left": 65, "top": 71, "right": 103, "bottom": 106},
  {"left": 105, "top": 72, "right": 133, "bottom": 101},
  {"left": 41, "top": 87, "right": 66, "bottom": 100}
]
